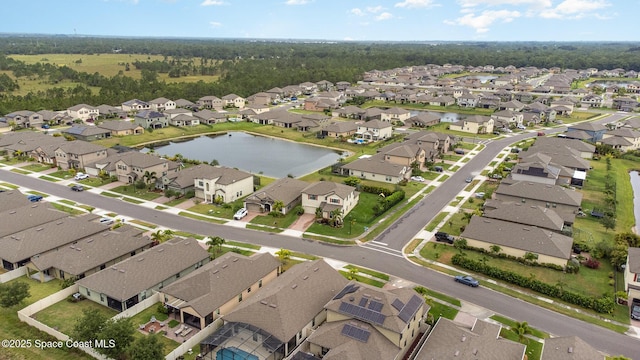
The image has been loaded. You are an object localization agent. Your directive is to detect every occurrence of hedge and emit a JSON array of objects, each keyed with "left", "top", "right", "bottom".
[
  {"left": 373, "top": 190, "right": 405, "bottom": 216},
  {"left": 451, "top": 254, "right": 615, "bottom": 313},
  {"left": 360, "top": 185, "right": 394, "bottom": 197}
]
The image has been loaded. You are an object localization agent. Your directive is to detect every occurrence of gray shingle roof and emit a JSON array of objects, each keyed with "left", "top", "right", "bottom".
[
  {"left": 0, "top": 202, "right": 69, "bottom": 238},
  {"left": 628, "top": 247, "right": 640, "bottom": 273},
  {"left": 160, "top": 252, "right": 280, "bottom": 317},
  {"left": 302, "top": 181, "right": 356, "bottom": 200},
  {"left": 97, "top": 120, "right": 141, "bottom": 131},
  {"left": 415, "top": 318, "right": 525, "bottom": 360},
  {"left": 223, "top": 259, "right": 349, "bottom": 343},
  {"left": 324, "top": 122, "right": 358, "bottom": 133},
  {"left": 64, "top": 125, "right": 111, "bottom": 137},
  {"left": 461, "top": 216, "right": 573, "bottom": 259},
  {"left": 495, "top": 181, "right": 582, "bottom": 207},
  {"left": 57, "top": 140, "right": 106, "bottom": 155},
  {"left": 0, "top": 214, "right": 106, "bottom": 263},
  {"left": 0, "top": 190, "right": 31, "bottom": 212},
  {"left": 30, "top": 225, "right": 150, "bottom": 276},
  {"left": 166, "top": 164, "right": 253, "bottom": 189},
  {"left": 77, "top": 237, "right": 209, "bottom": 301},
  {"left": 542, "top": 336, "right": 604, "bottom": 360},
  {"left": 245, "top": 178, "right": 308, "bottom": 207},
  {"left": 341, "top": 153, "right": 407, "bottom": 177},
  {"left": 483, "top": 202, "right": 564, "bottom": 232}
]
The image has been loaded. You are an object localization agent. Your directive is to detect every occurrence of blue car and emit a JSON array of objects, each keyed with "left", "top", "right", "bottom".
[
  {"left": 455, "top": 275, "right": 479, "bottom": 287},
  {"left": 27, "top": 194, "right": 43, "bottom": 202}
]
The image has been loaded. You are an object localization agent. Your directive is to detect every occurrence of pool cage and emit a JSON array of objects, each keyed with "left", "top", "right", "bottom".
[{"left": 200, "top": 322, "right": 286, "bottom": 360}]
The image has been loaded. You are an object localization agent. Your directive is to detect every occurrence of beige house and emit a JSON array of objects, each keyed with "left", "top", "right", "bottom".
[
  {"left": 97, "top": 120, "right": 144, "bottom": 136},
  {"left": 149, "top": 97, "right": 176, "bottom": 111},
  {"left": 197, "top": 95, "right": 224, "bottom": 110},
  {"left": 160, "top": 252, "right": 281, "bottom": 330},
  {"left": 341, "top": 152, "right": 409, "bottom": 184},
  {"left": 222, "top": 94, "right": 246, "bottom": 109},
  {"left": 54, "top": 141, "right": 108, "bottom": 170},
  {"left": 3, "top": 110, "right": 43, "bottom": 128},
  {"left": 381, "top": 143, "right": 426, "bottom": 167},
  {"left": 85, "top": 151, "right": 177, "bottom": 184},
  {"left": 321, "top": 121, "right": 358, "bottom": 138},
  {"left": 380, "top": 107, "right": 411, "bottom": 123},
  {"left": 301, "top": 181, "right": 359, "bottom": 219},
  {"left": 244, "top": 178, "right": 309, "bottom": 214},
  {"left": 28, "top": 225, "right": 152, "bottom": 283},
  {"left": 77, "top": 237, "right": 210, "bottom": 312},
  {"left": 121, "top": 99, "right": 151, "bottom": 113},
  {"left": 163, "top": 164, "right": 253, "bottom": 203},
  {"left": 601, "top": 128, "right": 640, "bottom": 152},
  {"left": 449, "top": 115, "right": 494, "bottom": 134},
  {"left": 461, "top": 216, "right": 573, "bottom": 267},
  {"left": 356, "top": 120, "right": 393, "bottom": 141},
  {"left": 67, "top": 104, "right": 99, "bottom": 121},
  {"left": 304, "top": 283, "right": 428, "bottom": 360},
  {"left": 199, "top": 259, "right": 349, "bottom": 360},
  {"left": 625, "top": 247, "right": 640, "bottom": 305}
]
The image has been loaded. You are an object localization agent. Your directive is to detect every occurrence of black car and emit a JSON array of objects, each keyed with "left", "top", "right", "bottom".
[
  {"left": 71, "top": 185, "right": 84, "bottom": 192},
  {"left": 435, "top": 231, "right": 455, "bottom": 244},
  {"left": 632, "top": 299, "right": 640, "bottom": 321}
]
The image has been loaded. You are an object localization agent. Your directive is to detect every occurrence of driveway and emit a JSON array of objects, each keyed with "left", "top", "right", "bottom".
[{"left": 289, "top": 213, "right": 316, "bottom": 232}]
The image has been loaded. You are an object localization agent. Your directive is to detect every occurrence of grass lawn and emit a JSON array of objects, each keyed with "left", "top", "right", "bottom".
[
  {"left": 11, "top": 168, "right": 31, "bottom": 174},
  {"left": 338, "top": 271, "right": 386, "bottom": 288},
  {"left": 0, "top": 182, "right": 20, "bottom": 189},
  {"left": 163, "top": 197, "right": 191, "bottom": 207},
  {"left": 79, "top": 177, "right": 113, "bottom": 187},
  {"left": 458, "top": 142, "right": 478, "bottom": 150},
  {"left": 123, "top": 197, "right": 144, "bottom": 204},
  {"left": 226, "top": 240, "right": 261, "bottom": 250},
  {"left": 421, "top": 171, "right": 441, "bottom": 180},
  {"left": 34, "top": 298, "right": 118, "bottom": 335},
  {"left": 187, "top": 201, "right": 244, "bottom": 219},
  {"left": 428, "top": 302, "right": 459, "bottom": 322},
  {"left": 129, "top": 219, "right": 158, "bottom": 229},
  {"left": 20, "top": 163, "right": 54, "bottom": 172},
  {"left": 490, "top": 314, "right": 548, "bottom": 339},
  {"left": 499, "top": 328, "right": 544, "bottom": 360},
  {"left": 47, "top": 170, "right": 75, "bottom": 180},
  {"left": 250, "top": 211, "right": 300, "bottom": 229},
  {"left": 344, "top": 265, "right": 390, "bottom": 281},
  {"left": 108, "top": 185, "right": 163, "bottom": 201},
  {"left": 179, "top": 211, "right": 226, "bottom": 224},
  {"left": 418, "top": 288, "right": 461, "bottom": 307},
  {"left": 306, "top": 192, "right": 380, "bottom": 238},
  {"left": 425, "top": 212, "right": 448, "bottom": 232},
  {"left": 441, "top": 154, "right": 463, "bottom": 161},
  {"left": 50, "top": 203, "right": 86, "bottom": 215},
  {"left": 0, "top": 278, "right": 93, "bottom": 359},
  {"left": 439, "top": 211, "right": 468, "bottom": 236}
]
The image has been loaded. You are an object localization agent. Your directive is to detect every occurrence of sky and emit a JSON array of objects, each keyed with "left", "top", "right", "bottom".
[{"left": 1, "top": 0, "right": 637, "bottom": 42}]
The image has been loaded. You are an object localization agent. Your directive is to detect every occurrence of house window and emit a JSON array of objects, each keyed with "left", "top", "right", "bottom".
[
  {"left": 308, "top": 194, "right": 317, "bottom": 200},
  {"left": 386, "top": 176, "right": 392, "bottom": 182},
  {"left": 330, "top": 198, "right": 340, "bottom": 204},
  {"left": 259, "top": 279, "right": 263, "bottom": 288},
  {"left": 199, "top": 181, "right": 204, "bottom": 187},
  {"left": 59, "top": 270, "right": 65, "bottom": 279},
  {"left": 247, "top": 286, "right": 251, "bottom": 293},
  {"left": 86, "top": 289, "right": 91, "bottom": 297},
  {"left": 238, "top": 293, "right": 243, "bottom": 302},
  {"left": 100, "top": 294, "right": 105, "bottom": 302},
  {"left": 176, "top": 272, "right": 181, "bottom": 279}
]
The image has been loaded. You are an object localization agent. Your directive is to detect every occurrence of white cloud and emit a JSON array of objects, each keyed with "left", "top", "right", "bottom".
[
  {"left": 539, "top": 0, "right": 611, "bottom": 19},
  {"left": 446, "top": 9, "right": 521, "bottom": 33},
  {"left": 209, "top": 21, "right": 222, "bottom": 27},
  {"left": 376, "top": 12, "right": 394, "bottom": 20},
  {"left": 458, "top": 0, "right": 551, "bottom": 7},
  {"left": 201, "top": 0, "right": 224, "bottom": 6},
  {"left": 394, "top": 0, "right": 435, "bottom": 8},
  {"left": 350, "top": 8, "right": 364, "bottom": 16},
  {"left": 366, "top": 6, "right": 384, "bottom": 13},
  {"left": 285, "top": 0, "right": 309, "bottom": 4}
]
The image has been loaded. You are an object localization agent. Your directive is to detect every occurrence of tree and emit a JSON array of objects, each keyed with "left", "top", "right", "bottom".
[
  {"left": 523, "top": 252, "right": 539, "bottom": 263},
  {"left": 143, "top": 170, "right": 157, "bottom": 190},
  {"left": 71, "top": 308, "right": 109, "bottom": 342},
  {"left": 489, "top": 245, "right": 502, "bottom": 255},
  {"left": 511, "top": 321, "right": 532, "bottom": 344},
  {"left": 343, "top": 176, "right": 361, "bottom": 187},
  {"left": 128, "top": 334, "right": 165, "bottom": 360},
  {"left": 210, "top": 159, "right": 219, "bottom": 166},
  {"left": 276, "top": 248, "right": 291, "bottom": 265},
  {"left": 0, "top": 281, "right": 30, "bottom": 308},
  {"left": 206, "top": 236, "right": 226, "bottom": 259},
  {"left": 272, "top": 200, "right": 284, "bottom": 215},
  {"left": 348, "top": 267, "right": 359, "bottom": 280},
  {"left": 97, "top": 317, "right": 135, "bottom": 360}
]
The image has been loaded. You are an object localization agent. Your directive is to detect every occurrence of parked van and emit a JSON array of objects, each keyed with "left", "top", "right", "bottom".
[
  {"left": 433, "top": 166, "right": 444, "bottom": 172},
  {"left": 454, "top": 149, "right": 465, "bottom": 155}
]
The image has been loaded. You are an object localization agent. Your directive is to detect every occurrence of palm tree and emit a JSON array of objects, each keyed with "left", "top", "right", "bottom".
[
  {"left": 206, "top": 236, "right": 225, "bottom": 259},
  {"left": 329, "top": 208, "right": 344, "bottom": 228},
  {"left": 143, "top": 171, "right": 157, "bottom": 190},
  {"left": 275, "top": 248, "right": 291, "bottom": 265},
  {"left": 150, "top": 230, "right": 165, "bottom": 245},
  {"left": 511, "top": 321, "right": 532, "bottom": 344},
  {"left": 272, "top": 200, "right": 284, "bottom": 215}
]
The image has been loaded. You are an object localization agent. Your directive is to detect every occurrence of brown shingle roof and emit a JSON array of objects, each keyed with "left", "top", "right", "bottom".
[
  {"left": 0, "top": 190, "right": 31, "bottom": 212},
  {"left": 302, "top": 181, "right": 355, "bottom": 200},
  {"left": 542, "top": 336, "right": 604, "bottom": 360},
  {"left": 0, "top": 202, "right": 69, "bottom": 238},
  {"left": 495, "top": 181, "right": 582, "bottom": 207},
  {"left": 245, "top": 178, "right": 308, "bottom": 207},
  {"left": 223, "top": 259, "right": 349, "bottom": 343},
  {"left": 77, "top": 237, "right": 209, "bottom": 301},
  {"left": 160, "top": 252, "right": 280, "bottom": 317},
  {"left": 483, "top": 202, "right": 564, "bottom": 232}
]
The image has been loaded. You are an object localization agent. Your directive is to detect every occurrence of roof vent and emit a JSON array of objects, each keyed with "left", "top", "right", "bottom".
[
  {"left": 87, "top": 239, "right": 94, "bottom": 243},
  {"left": 157, "top": 248, "right": 164, "bottom": 252},
  {"left": 363, "top": 293, "right": 371, "bottom": 298},
  {"left": 9, "top": 210, "right": 16, "bottom": 214},
  {"left": 184, "top": 241, "right": 190, "bottom": 245},
  {"left": 232, "top": 258, "right": 238, "bottom": 262},
  {"left": 111, "top": 267, "right": 117, "bottom": 270},
  {"left": 292, "top": 284, "right": 298, "bottom": 289},
  {"left": 76, "top": 247, "right": 81, "bottom": 251},
  {"left": 212, "top": 270, "right": 219, "bottom": 274},
  {"left": 119, "top": 269, "right": 125, "bottom": 273},
  {"left": 137, "top": 258, "right": 144, "bottom": 262},
  {"left": 349, "top": 296, "right": 355, "bottom": 302},
  {"left": 523, "top": 228, "right": 530, "bottom": 231},
  {"left": 374, "top": 296, "right": 382, "bottom": 301},
  {"left": 36, "top": 228, "right": 43, "bottom": 231},
  {"left": 461, "top": 335, "right": 466, "bottom": 342},
  {"left": 568, "top": 347, "right": 573, "bottom": 354},
  {"left": 313, "top": 267, "right": 319, "bottom": 272},
  {"left": 56, "top": 221, "right": 64, "bottom": 225},
  {"left": 454, "top": 350, "right": 460, "bottom": 357},
  {"left": 222, "top": 264, "right": 228, "bottom": 269},
  {"left": 303, "top": 275, "right": 309, "bottom": 280},
  {"left": 260, "top": 300, "right": 268, "bottom": 305},
  {"left": 472, "top": 349, "right": 478, "bottom": 355},
  {"left": 269, "top": 304, "right": 277, "bottom": 308}
]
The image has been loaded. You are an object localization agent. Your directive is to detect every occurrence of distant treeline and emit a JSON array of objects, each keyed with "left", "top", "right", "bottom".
[{"left": 0, "top": 36, "right": 639, "bottom": 114}]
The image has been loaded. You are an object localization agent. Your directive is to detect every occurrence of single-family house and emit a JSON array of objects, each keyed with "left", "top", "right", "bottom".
[
  {"left": 511, "top": 153, "right": 574, "bottom": 186},
  {"left": 625, "top": 247, "right": 640, "bottom": 310},
  {"left": 321, "top": 122, "right": 358, "bottom": 139},
  {"left": 356, "top": 120, "right": 393, "bottom": 141},
  {"left": 405, "top": 112, "right": 440, "bottom": 128},
  {"left": 222, "top": 94, "right": 246, "bottom": 109},
  {"left": 601, "top": 128, "right": 640, "bottom": 152},
  {"left": 193, "top": 109, "right": 228, "bottom": 124},
  {"left": 121, "top": 99, "right": 150, "bottom": 113},
  {"left": 160, "top": 252, "right": 281, "bottom": 330},
  {"left": 63, "top": 125, "right": 111, "bottom": 142},
  {"left": 531, "top": 137, "right": 595, "bottom": 159},
  {"left": 449, "top": 115, "right": 494, "bottom": 134},
  {"left": 461, "top": 216, "right": 573, "bottom": 267},
  {"left": 199, "top": 259, "right": 349, "bottom": 360},
  {"left": 380, "top": 107, "right": 411, "bottom": 124},
  {"left": 96, "top": 104, "right": 127, "bottom": 119},
  {"left": 54, "top": 141, "right": 108, "bottom": 170},
  {"left": 3, "top": 110, "right": 43, "bottom": 128},
  {"left": 77, "top": 237, "right": 210, "bottom": 312},
  {"left": 341, "top": 153, "right": 409, "bottom": 184},
  {"left": 97, "top": 120, "right": 144, "bottom": 136},
  {"left": 414, "top": 318, "right": 525, "bottom": 360},
  {"left": 85, "top": 150, "right": 177, "bottom": 184},
  {"left": 483, "top": 201, "right": 565, "bottom": 233},
  {"left": 301, "top": 181, "right": 359, "bottom": 219},
  {"left": 175, "top": 98, "right": 197, "bottom": 109},
  {"left": 149, "top": 97, "right": 176, "bottom": 111},
  {"left": 300, "top": 282, "right": 428, "bottom": 360},
  {"left": 0, "top": 214, "right": 107, "bottom": 271},
  {"left": 0, "top": 131, "right": 65, "bottom": 163},
  {"left": 163, "top": 164, "right": 253, "bottom": 203},
  {"left": 37, "top": 110, "right": 73, "bottom": 126},
  {"left": 612, "top": 97, "right": 639, "bottom": 112},
  {"left": 28, "top": 225, "right": 152, "bottom": 283},
  {"left": 491, "top": 110, "right": 524, "bottom": 129},
  {"left": 0, "top": 202, "right": 68, "bottom": 239},
  {"left": 566, "top": 123, "right": 607, "bottom": 142},
  {"left": 169, "top": 114, "right": 200, "bottom": 127},
  {"left": 379, "top": 143, "right": 426, "bottom": 167},
  {"left": 67, "top": 104, "right": 99, "bottom": 121},
  {"left": 580, "top": 94, "right": 604, "bottom": 108},
  {"left": 244, "top": 178, "right": 309, "bottom": 215},
  {"left": 197, "top": 96, "right": 224, "bottom": 110},
  {"left": 494, "top": 180, "right": 583, "bottom": 225},
  {"left": 134, "top": 110, "right": 170, "bottom": 129}
]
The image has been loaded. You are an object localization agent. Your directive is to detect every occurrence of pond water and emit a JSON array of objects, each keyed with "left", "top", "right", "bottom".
[
  {"left": 586, "top": 80, "right": 633, "bottom": 89},
  {"left": 143, "top": 132, "right": 346, "bottom": 178},
  {"left": 630, "top": 171, "right": 640, "bottom": 232},
  {"left": 410, "top": 110, "right": 463, "bottom": 123}
]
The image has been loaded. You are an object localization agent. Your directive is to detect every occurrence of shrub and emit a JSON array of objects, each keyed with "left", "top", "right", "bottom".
[
  {"left": 584, "top": 258, "right": 600, "bottom": 269},
  {"left": 157, "top": 303, "right": 168, "bottom": 315}
]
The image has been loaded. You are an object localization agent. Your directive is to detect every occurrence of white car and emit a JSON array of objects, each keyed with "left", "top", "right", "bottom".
[
  {"left": 233, "top": 208, "right": 248, "bottom": 220},
  {"left": 410, "top": 176, "right": 425, "bottom": 182},
  {"left": 74, "top": 172, "right": 89, "bottom": 180}
]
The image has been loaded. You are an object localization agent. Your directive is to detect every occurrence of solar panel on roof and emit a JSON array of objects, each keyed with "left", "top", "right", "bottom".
[
  {"left": 341, "top": 324, "right": 371, "bottom": 343},
  {"left": 391, "top": 298, "right": 404, "bottom": 311},
  {"left": 359, "top": 297, "right": 368, "bottom": 307},
  {"left": 338, "top": 302, "right": 386, "bottom": 326},
  {"left": 368, "top": 300, "right": 383, "bottom": 312},
  {"left": 398, "top": 295, "right": 423, "bottom": 323}
]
